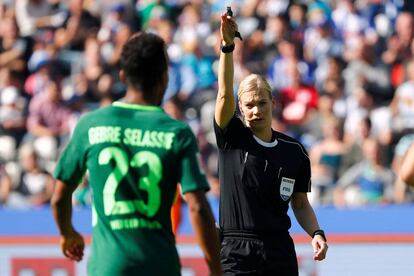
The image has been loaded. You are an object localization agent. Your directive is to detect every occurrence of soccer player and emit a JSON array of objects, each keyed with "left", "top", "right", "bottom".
[
  {"left": 51, "top": 33, "right": 222, "bottom": 276},
  {"left": 214, "top": 12, "right": 328, "bottom": 275}
]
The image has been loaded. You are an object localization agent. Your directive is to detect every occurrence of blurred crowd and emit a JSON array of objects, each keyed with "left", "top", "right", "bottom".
[{"left": 0, "top": 0, "right": 414, "bottom": 210}]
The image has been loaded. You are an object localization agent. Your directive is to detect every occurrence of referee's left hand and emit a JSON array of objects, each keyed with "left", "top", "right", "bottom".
[{"left": 312, "top": 235, "right": 328, "bottom": 261}]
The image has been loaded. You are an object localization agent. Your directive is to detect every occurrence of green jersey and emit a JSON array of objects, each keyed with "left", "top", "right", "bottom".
[{"left": 54, "top": 101, "right": 209, "bottom": 276}]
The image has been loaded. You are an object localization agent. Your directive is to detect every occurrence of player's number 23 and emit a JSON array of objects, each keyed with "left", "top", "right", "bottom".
[{"left": 98, "top": 147, "right": 162, "bottom": 217}]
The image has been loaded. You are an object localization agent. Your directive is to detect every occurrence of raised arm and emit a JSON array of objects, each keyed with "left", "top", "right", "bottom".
[
  {"left": 215, "top": 12, "right": 238, "bottom": 129},
  {"left": 184, "top": 190, "right": 222, "bottom": 276}
]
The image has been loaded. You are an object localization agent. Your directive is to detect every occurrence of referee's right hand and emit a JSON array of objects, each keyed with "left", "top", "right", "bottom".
[
  {"left": 312, "top": 235, "right": 328, "bottom": 261},
  {"left": 220, "top": 12, "right": 237, "bottom": 46}
]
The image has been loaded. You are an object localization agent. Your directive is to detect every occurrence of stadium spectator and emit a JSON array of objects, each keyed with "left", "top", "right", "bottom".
[
  {"left": 382, "top": 11, "right": 413, "bottom": 65},
  {"left": 389, "top": 37, "right": 414, "bottom": 89},
  {"left": 314, "top": 56, "right": 346, "bottom": 103},
  {"left": 0, "top": 15, "right": 30, "bottom": 77},
  {"left": 278, "top": 59, "right": 319, "bottom": 135},
  {"left": 54, "top": 0, "right": 100, "bottom": 52},
  {"left": 214, "top": 12, "right": 327, "bottom": 275},
  {"left": 51, "top": 32, "right": 222, "bottom": 275},
  {"left": 392, "top": 134, "right": 414, "bottom": 203},
  {"left": 343, "top": 85, "right": 392, "bottom": 151},
  {"left": 26, "top": 78, "right": 71, "bottom": 160},
  {"left": 263, "top": 15, "right": 290, "bottom": 60},
  {"left": 309, "top": 115, "right": 347, "bottom": 205},
  {"left": 54, "top": 0, "right": 100, "bottom": 75},
  {"left": 0, "top": 162, "right": 12, "bottom": 205},
  {"left": 339, "top": 116, "right": 372, "bottom": 177},
  {"left": 333, "top": 138, "right": 394, "bottom": 207},
  {"left": 173, "top": 4, "right": 216, "bottom": 102},
  {"left": 242, "top": 28, "right": 267, "bottom": 74},
  {"left": 331, "top": 0, "right": 368, "bottom": 51},
  {"left": 15, "top": 0, "right": 67, "bottom": 37},
  {"left": 226, "top": 34, "right": 252, "bottom": 91},
  {"left": 6, "top": 143, "right": 54, "bottom": 208},
  {"left": 97, "top": 3, "right": 128, "bottom": 44},
  {"left": 67, "top": 35, "right": 112, "bottom": 106},
  {"left": 288, "top": 3, "right": 307, "bottom": 45},
  {"left": 24, "top": 48, "right": 55, "bottom": 96},
  {"left": 0, "top": 85, "right": 27, "bottom": 160},
  {"left": 305, "top": 90, "right": 337, "bottom": 144},
  {"left": 343, "top": 37, "right": 392, "bottom": 100},
  {"left": 303, "top": 17, "right": 343, "bottom": 67},
  {"left": 103, "top": 22, "right": 132, "bottom": 67},
  {"left": 267, "top": 36, "right": 311, "bottom": 91},
  {"left": 390, "top": 60, "right": 414, "bottom": 138},
  {"left": 320, "top": 76, "right": 347, "bottom": 120}
]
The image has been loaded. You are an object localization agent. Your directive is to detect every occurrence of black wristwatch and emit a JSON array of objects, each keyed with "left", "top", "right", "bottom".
[
  {"left": 312, "top": 229, "right": 327, "bottom": 242},
  {"left": 221, "top": 43, "right": 235, "bottom": 53}
]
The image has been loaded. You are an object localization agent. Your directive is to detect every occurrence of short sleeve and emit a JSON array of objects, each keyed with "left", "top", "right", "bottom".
[
  {"left": 295, "top": 146, "right": 311, "bottom": 193},
  {"left": 177, "top": 126, "right": 209, "bottom": 194},
  {"left": 213, "top": 115, "right": 246, "bottom": 149},
  {"left": 53, "top": 118, "right": 88, "bottom": 186}
]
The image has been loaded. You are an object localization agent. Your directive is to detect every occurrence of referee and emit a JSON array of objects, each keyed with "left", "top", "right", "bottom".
[{"left": 214, "top": 12, "right": 328, "bottom": 275}]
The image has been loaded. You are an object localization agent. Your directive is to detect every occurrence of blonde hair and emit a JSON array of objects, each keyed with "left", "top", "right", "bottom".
[{"left": 238, "top": 74, "right": 272, "bottom": 100}]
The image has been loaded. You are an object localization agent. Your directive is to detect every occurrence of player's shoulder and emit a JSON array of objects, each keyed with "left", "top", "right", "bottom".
[
  {"left": 75, "top": 106, "right": 113, "bottom": 127},
  {"left": 275, "top": 131, "right": 300, "bottom": 144}
]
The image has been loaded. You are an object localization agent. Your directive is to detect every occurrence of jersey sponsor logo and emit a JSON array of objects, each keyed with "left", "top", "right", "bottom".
[
  {"left": 280, "top": 177, "right": 295, "bottom": 201},
  {"left": 110, "top": 218, "right": 162, "bottom": 230}
]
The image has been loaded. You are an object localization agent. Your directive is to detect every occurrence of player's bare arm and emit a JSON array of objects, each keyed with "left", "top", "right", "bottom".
[
  {"left": 184, "top": 190, "right": 222, "bottom": 276},
  {"left": 51, "top": 180, "right": 85, "bottom": 262},
  {"left": 291, "top": 192, "right": 328, "bottom": 261},
  {"left": 215, "top": 12, "right": 237, "bottom": 129}
]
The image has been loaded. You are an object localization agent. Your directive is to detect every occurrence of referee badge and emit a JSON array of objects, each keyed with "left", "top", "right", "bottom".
[{"left": 280, "top": 177, "right": 295, "bottom": 201}]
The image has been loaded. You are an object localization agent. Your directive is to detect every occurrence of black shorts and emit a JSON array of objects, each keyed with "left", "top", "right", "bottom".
[{"left": 220, "top": 231, "right": 298, "bottom": 276}]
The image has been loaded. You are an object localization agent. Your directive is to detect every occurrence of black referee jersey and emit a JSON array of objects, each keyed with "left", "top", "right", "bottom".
[{"left": 214, "top": 115, "right": 311, "bottom": 234}]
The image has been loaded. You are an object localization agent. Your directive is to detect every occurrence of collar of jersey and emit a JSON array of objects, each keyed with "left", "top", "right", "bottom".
[
  {"left": 112, "top": 101, "right": 163, "bottom": 112},
  {"left": 253, "top": 135, "right": 278, "bottom": 147}
]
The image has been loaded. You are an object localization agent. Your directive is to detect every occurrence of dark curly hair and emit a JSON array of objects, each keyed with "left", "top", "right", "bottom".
[{"left": 120, "top": 32, "right": 168, "bottom": 99}]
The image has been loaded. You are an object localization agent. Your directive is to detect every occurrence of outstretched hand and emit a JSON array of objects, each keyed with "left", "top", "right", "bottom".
[
  {"left": 220, "top": 12, "right": 238, "bottom": 45},
  {"left": 60, "top": 230, "right": 85, "bottom": 262}
]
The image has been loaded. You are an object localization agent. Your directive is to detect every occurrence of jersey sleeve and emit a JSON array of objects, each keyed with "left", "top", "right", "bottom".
[
  {"left": 213, "top": 115, "right": 246, "bottom": 149},
  {"left": 53, "top": 118, "right": 88, "bottom": 186},
  {"left": 295, "top": 146, "right": 311, "bottom": 193},
  {"left": 177, "top": 126, "right": 210, "bottom": 194}
]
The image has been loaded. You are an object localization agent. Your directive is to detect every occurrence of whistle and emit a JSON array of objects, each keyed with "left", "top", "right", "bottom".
[{"left": 226, "top": 7, "right": 243, "bottom": 41}]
